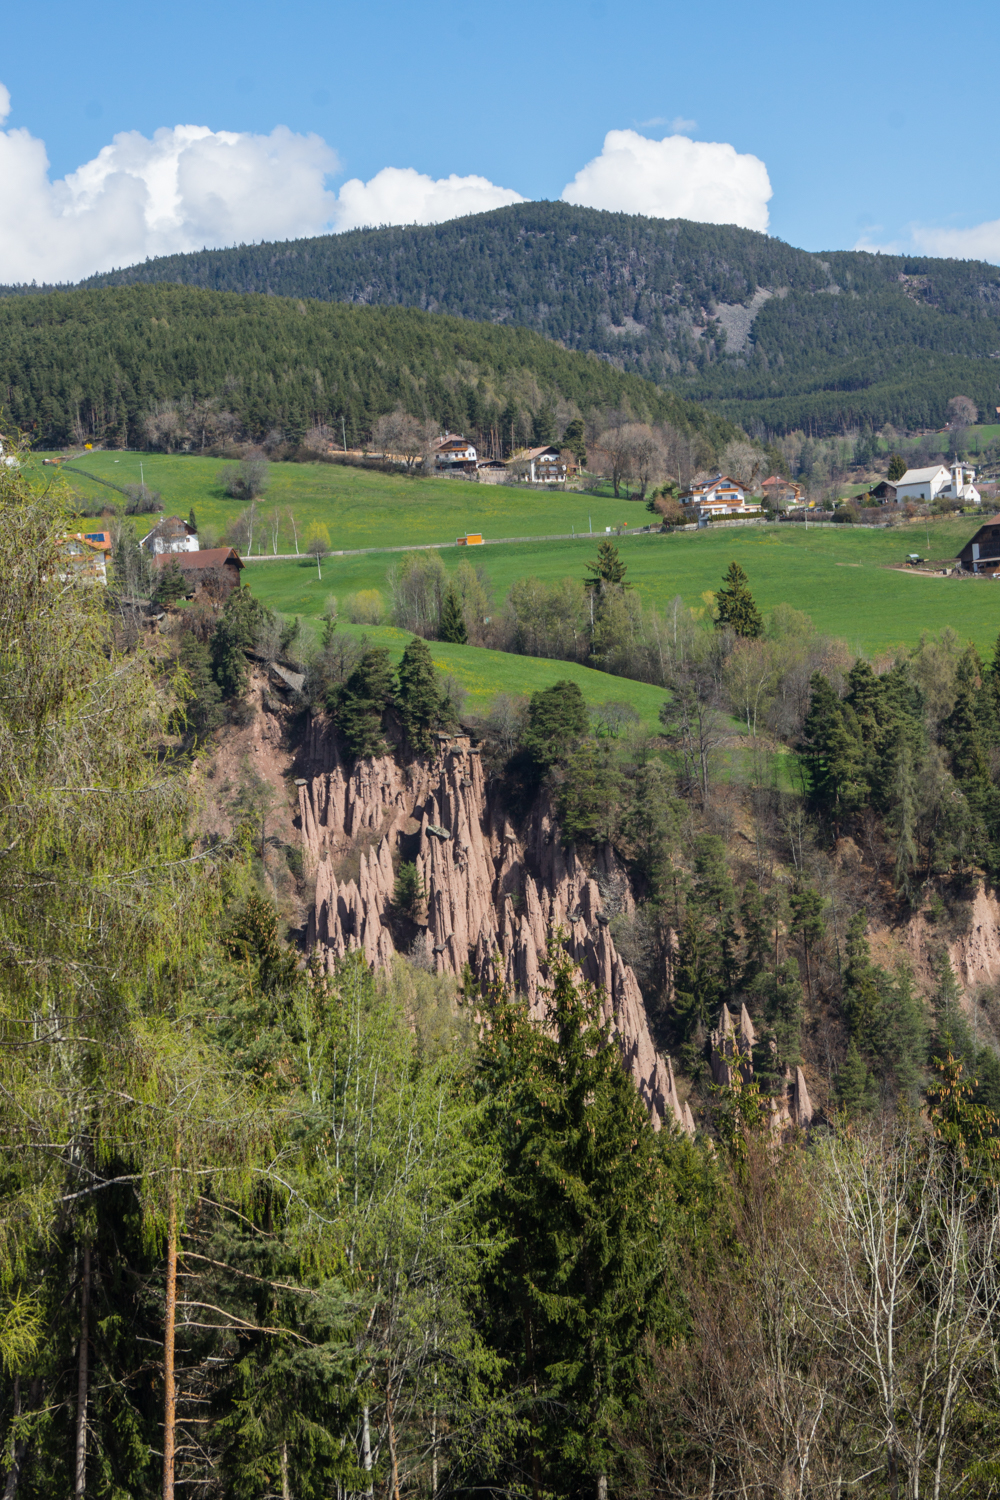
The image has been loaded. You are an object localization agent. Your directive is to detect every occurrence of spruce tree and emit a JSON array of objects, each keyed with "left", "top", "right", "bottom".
[
  {"left": 395, "top": 635, "right": 443, "bottom": 755},
  {"left": 438, "top": 585, "right": 468, "bottom": 643},
  {"left": 523, "top": 680, "right": 589, "bottom": 770},
  {"left": 887, "top": 452, "right": 907, "bottom": 481},
  {"left": 714, "top": 561, "right": 763, "bottom": 638},
  {"left": 210, "top": 586, "right": 275, "bottom": 699},
  {"left": 477, "top": 951, "right": 674, "bottom": 1498},
  {"left": 336, "top": 648, "right": 395, "bottom": 759},
  {"left": 584, "top": 539, "right": 630, "bottom": 590},
  {"left": 800, "top": 672, "right": 864, "bottom": 827},
  {"left": 154, "top": 557, "right": 187, "bottom": 604}
]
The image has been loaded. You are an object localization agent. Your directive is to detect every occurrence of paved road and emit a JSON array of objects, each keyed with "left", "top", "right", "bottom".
[{"left": 240, "top": 527, "right": 662, "bottom": 562}]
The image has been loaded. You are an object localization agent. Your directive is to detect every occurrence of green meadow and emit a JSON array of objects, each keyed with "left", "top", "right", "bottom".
[
  {"left": 327, "top": 621, "right": 668, "bottom": 730},
  {"left": 246, "top": 515, "right": 1000, "bottom": 659},
  {"left": 45, "top": 450, "right": 645, "bottom": 552}
]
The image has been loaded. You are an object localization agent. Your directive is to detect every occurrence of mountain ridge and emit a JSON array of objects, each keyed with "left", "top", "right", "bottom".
[{"left": 5, "top": 202, "right": 1000, "bottom": 434}]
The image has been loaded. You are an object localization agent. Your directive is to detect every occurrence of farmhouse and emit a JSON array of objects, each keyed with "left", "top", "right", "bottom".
[
  {"left": 678, "top": 474, "right": 758, "bottom": 519},
  {"left": 760, "top": 475, "right": 803, "bottom": 507},
  {"left": 513, "top": 445, "right": 568, "bottom": 483},
  {"left": 57, "top": 535, "right": 107, "bottom": 585},
  {"left": 869, "top": 480, "right": 897, "bottom": 504},
  {"left": 432, "top": 433, "right": 477, "bottom": 473},
  {"left": 153, "top": 546, "right": 243, "bottom": 596},
  {"left": 957, "top": 521, "right": 1000, "bottom": 575},
  {"left": 894, "top": 462, "right": 980, "bottom": 505},
  {"left": 140, "top": 516, "right": 199, "bottom": 555}
]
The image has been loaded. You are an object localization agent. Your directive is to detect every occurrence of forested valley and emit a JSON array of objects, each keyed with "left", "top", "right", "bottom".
[
  {"left": 9, "top": 202, "right": 1000, "bottom": 435},
  {"left": 7, "top": 432, "right": 1000, "bottom": 1500}
]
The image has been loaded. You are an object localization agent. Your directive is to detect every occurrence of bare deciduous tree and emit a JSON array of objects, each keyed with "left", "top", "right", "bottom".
[
  {"left": 373, "top": 410, "right": 437, "bottom": 472},
  {"left": 947, "top": 395, "right": 978, "bottom": 428},
  {"left": 720, "top": 438, "right": 767, "bottom": 492},
  {"left": 226, "top": 501, "right": 257, "bottom": 556}
]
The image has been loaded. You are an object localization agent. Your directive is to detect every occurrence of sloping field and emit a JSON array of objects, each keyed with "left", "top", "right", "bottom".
[
  {"left": 46, "top": 449, "right": 645, "bottom": 552},
  {"left": 246, "top": 516, "right": 1000, "bottom": 659}
]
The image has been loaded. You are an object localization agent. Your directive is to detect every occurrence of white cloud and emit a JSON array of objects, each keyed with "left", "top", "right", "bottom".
[
  {"left": 0, "top": 106, "right": 340, "bottom": 283},
  {"left": 561, "top": 128, "right": 772, "bottom": 232},
  {"left": 333, "top": 166, "right": 525, "bottom": 232},
  {"left": 0, "top": 84, "right": 771, "bottom": 284},
  {"left": 908, "top": 220, "right": 1000, "bottom": 263},
  {"left": 0, "top": 83, "right": 524, "bottom": 283},
  {"left": 853, "top": 220, "right": 1000, "bottom": 265}
]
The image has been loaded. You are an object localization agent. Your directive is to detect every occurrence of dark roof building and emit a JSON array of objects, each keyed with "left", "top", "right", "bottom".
[
  {"left": 153, "top": 546, "right": 244, "bottom": 593},
  {"left": 869, "top": 480, "right": 897, "bottom": 503},
  {"left": 958, "top": 522, "right": 1000, "bottom": 574}
]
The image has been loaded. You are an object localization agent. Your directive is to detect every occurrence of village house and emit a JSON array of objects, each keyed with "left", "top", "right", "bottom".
[
  {"left": 511, "top": 445, "right": 569, "bottom": 483},
  {"left": 868, "top": 480, "right": 898, "bottom": 504},
  {"left": 153, "top": 546, "right": 243, "bottom": 596},
  {"left": 81, "top": 528, "right": 113, "bottom": 555},
  {"left": 678, "top": 474, "right": 759, "bottom": 519},
  {"left": 957, "top": 520, "right": 1000, "bottom": 575},
  {"left": 57, "top": 535, "right": 107, "bottom": 585},
  {"left": 432, "top": 433, "right": 478, "bottom": 474},
  {"left": 140, "top": 516, "right": 200, "bottom": 555},
  {"left": 760, "top": 475, "right": 803, "bottom": 507},
  {"left": 893, "top": 462, "right": 980, "bottom": 505}
]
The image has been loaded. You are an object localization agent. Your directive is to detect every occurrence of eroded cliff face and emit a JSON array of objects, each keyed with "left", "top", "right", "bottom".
[{"left": 296, "top": 729, "right": 695, "bottom": 1134}]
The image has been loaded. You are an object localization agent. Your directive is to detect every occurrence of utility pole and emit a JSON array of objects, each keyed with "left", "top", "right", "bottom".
[{"left": 342, "top": 416, "right": 347, "bottom": 452}]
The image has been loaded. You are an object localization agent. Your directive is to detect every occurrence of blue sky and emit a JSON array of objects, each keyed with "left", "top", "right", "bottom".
[{"left": 2, "top": 0, "right": 997, "bottom": 281}]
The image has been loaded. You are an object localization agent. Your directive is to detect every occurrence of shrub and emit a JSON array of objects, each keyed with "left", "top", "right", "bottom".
[
  {"left": 221, "top": 456, "right": 270, "bottom": 500},
  {"left": 345, "top": 590, "right": 384, "bottom": 625}
]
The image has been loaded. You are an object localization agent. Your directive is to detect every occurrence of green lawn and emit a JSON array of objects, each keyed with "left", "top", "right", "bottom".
[
  {"left": 330, "top": 620, "right": 669, "bottom": 729},
  {"left": 247, "top": 515, "right": 1000, "bottom": 659},
  {"left": 42, "top": 450, "right": 647, "bottom": 553}
]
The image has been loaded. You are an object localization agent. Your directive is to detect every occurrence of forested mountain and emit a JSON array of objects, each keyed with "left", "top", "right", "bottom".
[
  {"left": 0, "top": 283, "right": 737, "bottom": 452},
  {"left": 8, "top": 202, "right": 1000, "bottom": 435}
]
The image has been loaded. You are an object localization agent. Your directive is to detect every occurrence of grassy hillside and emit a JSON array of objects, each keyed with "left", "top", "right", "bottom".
[
  {"left": 0, "top": 282, "right": 738, "bottom": 454},
  {"left": 18, "top": 201, "right": 1000, "bottom": 436},
  {"left": 245, "top": 516, "right": 1000, "bottom": 660},
  {"left": 325, "top": 621, "right": 670, "bottom": 728},
  {"left": 52, "top": 449, "right": 651, "bottom": 554}
]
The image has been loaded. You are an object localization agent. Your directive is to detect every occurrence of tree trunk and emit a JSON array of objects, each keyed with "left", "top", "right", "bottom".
[
  {"left": 280, "top": 1441, "right": 290, "bottom": 1500},
  {"left": 385, "top": 1363, "right": 401, "bottom": 1500},
  {"left": 3, "top": 1377, "right": 41, "bottom": 1500},
  {"left": 163, "top": 1185, "right": 178, "bottom": 1500},
  {"left": 361, "top": 1406, "right": 373, "bottom": 1499},
  {"left": 597, "top": 1475, "right": 608, "bottom": 1500},
  {"left": 74, "top": 1243, "right": 91, "bottom": 1499}
]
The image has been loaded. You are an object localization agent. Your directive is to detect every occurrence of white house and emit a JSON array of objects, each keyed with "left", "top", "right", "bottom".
[
  {"left": 512, "top": 445, "right": 568, "bottom": 483},
  {"left": 139, "top": 516, "right": 200, "bottom": 555},
  {"left": 432, "top": 433, "right": 477, "bottom": 472},
  {"left": 678, "top": 474, "right": 758, "bottom": 519},
  {"left": 894, "top": 462, "right": 980, "bottom": 505}
]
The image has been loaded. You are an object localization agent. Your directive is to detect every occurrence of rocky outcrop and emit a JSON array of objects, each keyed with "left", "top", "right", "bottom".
[
  {"left": 710, "top": 1003, "right": 813, "bottom": 1134},
  {"left": 297, "top": 732, "right": 694, "bottom": 1134}
]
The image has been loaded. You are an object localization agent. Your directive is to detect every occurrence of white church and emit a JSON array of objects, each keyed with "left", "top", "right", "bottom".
[{"left": 893, "top": 461, "right": 980, "bottom": 505}]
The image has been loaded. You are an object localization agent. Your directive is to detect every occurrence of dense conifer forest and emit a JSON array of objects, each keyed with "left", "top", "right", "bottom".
[
  {"left": 8, "top": 202, "right": 1000, "bottom": 435},
  {"left": 0, "top": 283, "right": 737, "bottom": 452}
]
